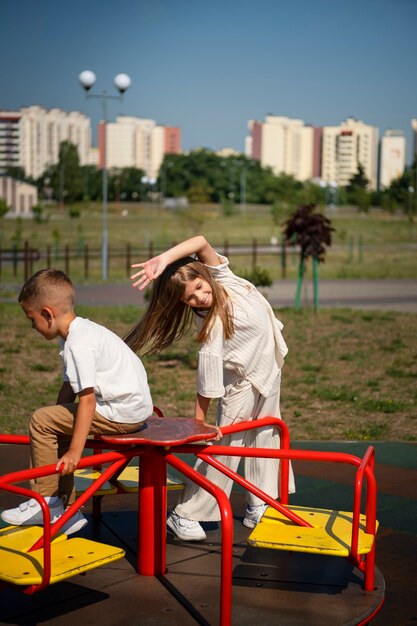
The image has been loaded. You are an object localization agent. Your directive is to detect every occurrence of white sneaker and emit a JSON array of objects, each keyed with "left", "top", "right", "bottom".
[
  {"left": 0, "top": 496, "right": 64, "bottom": 526},
  {"left": 167, "top": 510, "right": 206, "bottom": 541},
  {"left": 243, "top": 504, "right": 268, "bottom": 529},
  {"left": 57, "top": 509, "right": 88, "bottom": 536}
]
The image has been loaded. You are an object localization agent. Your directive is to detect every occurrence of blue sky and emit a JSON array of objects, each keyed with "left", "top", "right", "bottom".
[{"left": 2, "top": 0, "right": 417, "bottom": 162}]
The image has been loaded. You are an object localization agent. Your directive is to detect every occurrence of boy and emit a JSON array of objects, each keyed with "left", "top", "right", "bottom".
[{"left": 1, "top": 269, "right": 153, "bottom": 535}]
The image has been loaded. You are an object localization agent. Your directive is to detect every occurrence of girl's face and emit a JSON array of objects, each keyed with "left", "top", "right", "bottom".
[{"left": 180, "top": 276, "right": 212, "bottom": 309}]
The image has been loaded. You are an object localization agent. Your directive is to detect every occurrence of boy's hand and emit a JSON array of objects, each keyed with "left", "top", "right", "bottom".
[
  {"left": 130, "top": 255, "right": 167, "bottom": 290},
  {"left": 56, "top": 449, "right": 81, "bottom": 475},
  {"left": 56, "top": 388, "right": 95, "bottom": 475}
]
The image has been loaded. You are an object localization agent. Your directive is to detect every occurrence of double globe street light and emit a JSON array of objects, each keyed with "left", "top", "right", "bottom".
[{"left": 79, "top": 70, "right": 131, "bottom": 281}]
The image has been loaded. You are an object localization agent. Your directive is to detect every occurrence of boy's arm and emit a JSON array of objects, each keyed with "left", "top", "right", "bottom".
[
  {"left": 131, "top": 235, "right": 220, "bottom": 291},
  {"left": 56, "top": 388, "right": 96, "bottom": 474},
  {"left": 56, "top": 381, "right": 76, "bottom": 405}
]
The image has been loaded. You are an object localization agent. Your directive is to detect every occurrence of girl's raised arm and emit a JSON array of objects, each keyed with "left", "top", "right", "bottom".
[{"left": 131, "top": 236, "right": 219, "bottom": 290}]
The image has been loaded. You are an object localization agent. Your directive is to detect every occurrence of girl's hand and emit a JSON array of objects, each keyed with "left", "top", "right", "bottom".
[
  {"left": 202, "top": 423, "right": 222, "bottom": 442},
  {"left": 130, "top": 255, "right": 167, "bottom": 290}
]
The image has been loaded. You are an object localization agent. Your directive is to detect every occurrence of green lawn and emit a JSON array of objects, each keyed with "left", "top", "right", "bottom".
[{"left": 1, "top": 303, "right": 416, "bottom": 441}]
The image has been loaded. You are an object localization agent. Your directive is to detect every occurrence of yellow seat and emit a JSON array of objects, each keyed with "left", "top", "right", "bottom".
[
  {"left": 116, "top": 462, "right": 184, "bottom": 493},
  {"left": 0, "top": 531, "right": 125, "bottom": 586},
  {"left": 248, "top": 505, "right": 379, "bottom": 557},
  {"left": 74, "top": 468, "right": 118, "bottom": 496},
  {"left": 0, "top": 525, "right": 66, "bottom": 551}
]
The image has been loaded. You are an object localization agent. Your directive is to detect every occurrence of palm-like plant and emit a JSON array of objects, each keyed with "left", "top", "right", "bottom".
[{"left": 283, "top": 204, "right": 334, "bottom": 310}]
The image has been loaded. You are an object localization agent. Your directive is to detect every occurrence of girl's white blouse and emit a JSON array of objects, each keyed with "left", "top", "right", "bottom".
[{"left": 194, "top": 255, "right": 288, "bottom": 399}]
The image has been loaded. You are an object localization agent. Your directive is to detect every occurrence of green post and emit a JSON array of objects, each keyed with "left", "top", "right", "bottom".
[
  {"left": 348, "top": 236, "right": 354, "bottom": 263},
  {"left": 295, "top": 256, "right": 304, "bottom": 309},
  {"left": 280, "top": 236, "right": 287, "bottom": 278},
  {"left": 313, "top": 255, "right": 319, "bottom": 312}
]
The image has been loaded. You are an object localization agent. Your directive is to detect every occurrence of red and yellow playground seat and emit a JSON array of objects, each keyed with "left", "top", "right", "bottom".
[
  {"left": 246, "top": 445, "right": 379, "bottom": 590},
  {"left": 0, "top": 524, "right": 124, "bottom": 587}
]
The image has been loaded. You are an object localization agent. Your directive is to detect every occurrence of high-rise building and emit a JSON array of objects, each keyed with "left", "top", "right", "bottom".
[
  {"left": 321, "top": 118, "right": 379, "bottom": 190},
  {"left": 379, "top": 130, "right": 406, "bottom": 189},
  {"left": 412, "top": 119, "right": 417, "bottom": 160},
  {"left": 0, "top": 106, "right": 91, "bottom": 179},
  {"left": 101, "top": 116, "right": 181, "bottom": 180},
  {"left": 0, "top": 112, "right": 21, "bottom": 173},
  {"left": 246, "top": 115, "right": 320, "bottom": 181}
]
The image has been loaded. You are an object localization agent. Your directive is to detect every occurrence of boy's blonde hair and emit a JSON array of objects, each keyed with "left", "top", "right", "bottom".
[
  {"left": 124, "top": 257, "right": 234, "bottom": 354},
  {"left": 18, "top": 269, "right": 75, "bottom": 313}
]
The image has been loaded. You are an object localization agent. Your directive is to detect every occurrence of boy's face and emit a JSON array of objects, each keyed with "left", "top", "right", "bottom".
[{"left": 21, "top": 302, "right": 59, "bottom": 340}]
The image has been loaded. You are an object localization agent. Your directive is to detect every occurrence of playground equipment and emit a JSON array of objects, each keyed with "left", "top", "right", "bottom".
[{"left": 0, "top": 414, "right": 383, "bottom": 625}]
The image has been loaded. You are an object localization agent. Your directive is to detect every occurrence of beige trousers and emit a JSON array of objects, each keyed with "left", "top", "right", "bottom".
[
  {"left": 175, "top": 373, "right": 295, "bottom": 522},
  {"left": 29, "top": 403, "right": 142, "bottom": 504}
]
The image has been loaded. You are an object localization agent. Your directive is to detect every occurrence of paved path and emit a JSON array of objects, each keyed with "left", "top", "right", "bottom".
[{"left": 74, "top": 278, "right": 417, "bottom": 312}]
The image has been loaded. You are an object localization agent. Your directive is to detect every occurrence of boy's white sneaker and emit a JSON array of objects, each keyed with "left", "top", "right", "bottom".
[
  {"left": 167, "top": 510, "right": 206, "bottom": 541},
  {"left": 0, "top": 496, "right": 64, "bottom": 526},
  {"left": 242, "top": 504, "right": 268, "bottom": 529}
]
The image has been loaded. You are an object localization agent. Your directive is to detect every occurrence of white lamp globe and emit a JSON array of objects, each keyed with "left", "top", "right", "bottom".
[
  {"left": 114, "top": 73, "right": 131, "bottom": 94},
  {"left": 79, "top": 70, "right": 96, "bottom": 91}
]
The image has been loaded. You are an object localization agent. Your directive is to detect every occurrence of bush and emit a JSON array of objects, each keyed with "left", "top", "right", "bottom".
[{"left": 237, "top": 265, "right": 273, "bottom": 287}]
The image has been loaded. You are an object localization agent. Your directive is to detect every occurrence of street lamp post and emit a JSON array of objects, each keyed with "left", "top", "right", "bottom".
[{"left": 79, "top": 70, "right": 131, "bottom": 281}]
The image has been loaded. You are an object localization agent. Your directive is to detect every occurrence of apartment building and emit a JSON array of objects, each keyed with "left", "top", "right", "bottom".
[
  {"left": 0, "top": 112, "right": 21, "bottom": 174},
  {"left": 379, "top": 130, "right": 406, "bottom": 189},
  {"left": 246, "top": 115, "right": 320, "bottom": 181},
  {"left": 321, "top": 118, "right": 379, "bottom": 190},
  {"left": 0, "top": 175, "right": 38, "bottom": 215},
  {"left": 0, "top": 106, "right": 91, "bottom": 179},
  {"left": 101, "top": 116, "right": 181, "bottom": 180},
  {"left": 412, "top": 119, "right": 417, "bottom": 160}
]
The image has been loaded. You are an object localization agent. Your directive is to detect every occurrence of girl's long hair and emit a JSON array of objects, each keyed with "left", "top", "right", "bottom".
[{"left": 124, "top": 257, "right": 234, "bottom": 354}]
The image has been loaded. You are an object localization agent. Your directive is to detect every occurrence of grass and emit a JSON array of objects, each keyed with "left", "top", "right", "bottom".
[
  {"left": 0, "top": 202, "right": 416, "bottom": 284},
  {"left": 1, "top": 303, "right": 416, "bottom": 441}
]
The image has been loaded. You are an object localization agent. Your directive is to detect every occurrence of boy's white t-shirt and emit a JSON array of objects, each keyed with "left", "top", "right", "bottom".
[{"left": 60, "top": 317, "right": 153, "bottom": 423}]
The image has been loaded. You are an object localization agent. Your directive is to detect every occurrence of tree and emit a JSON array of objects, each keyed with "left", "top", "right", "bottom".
[
  {"left": 50, "top": 141, "right": 83, "bottom": 205},
  {"left": 108, "top": 167, "right": 145, "bottom": 201},
  {"left": 0, "top": 198, "right": 10, "bottom": 219},
  {"left": 346, "top": 163, "right": 371, "bottom": 211},
  {"left": 283, "top": 204, "right": 334, "bottom": 311},
  {"left": 386, "top": 157, "right": 417, "bottom": 218}
]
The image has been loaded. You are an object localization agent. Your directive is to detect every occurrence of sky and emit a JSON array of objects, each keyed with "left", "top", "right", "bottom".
[{"left": 2, "top": 0, "right": 417, "bottom": 162}]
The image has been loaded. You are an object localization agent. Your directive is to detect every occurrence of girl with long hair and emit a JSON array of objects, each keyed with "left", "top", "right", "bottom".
[{"left": 125, "top": 235, "right": 294, "bottom": 541}]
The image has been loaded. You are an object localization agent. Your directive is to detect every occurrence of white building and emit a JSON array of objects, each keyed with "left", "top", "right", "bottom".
[
  {"left": 379, "top": 130, "right": 406, "bottom": 189},
  {"left": 412, "top": 119, "right": 417, "bottom": 160},
  {"left": 0, "top": 106, "right": 91, "bottom": 179},
  {"left": 246, "top": 115, "right": 317, "bottom": 181},
  {"left": 102, "top": 116, "right": 181, "bottom": 180},
  {"left": 321, "top": 118, "right": 379, "bottom": 190},
  {"left": 0, "top": 176, "right": 38, "bottom": 216}
]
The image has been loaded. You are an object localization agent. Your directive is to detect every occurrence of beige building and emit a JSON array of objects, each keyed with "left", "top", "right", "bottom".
[
  {"left": 379, "top": 130, "right": 406, "bottom": 189},
  {"left": 0, "top": 176, "right": 38, "bottom": 216},
  {"left": 246, "top": 115, "right": 317, "bottom": 181},
  {"left": 321, "top": 118, "right": 379, "bottom": 190},
  {"left": 102, "top": 116, "right": 181, "bottom": 180},
  {"left": 0, "top": 106, "right": 91, "bottom": 179}
]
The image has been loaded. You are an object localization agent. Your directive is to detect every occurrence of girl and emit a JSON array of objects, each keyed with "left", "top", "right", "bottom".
[{"left": 125, "top": 235, "right": 294, "bottom": 541}]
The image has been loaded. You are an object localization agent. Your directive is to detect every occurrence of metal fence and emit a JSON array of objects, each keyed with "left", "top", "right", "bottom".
[{"left": 0, "top": 239, "right": 292, "bottom": 284}]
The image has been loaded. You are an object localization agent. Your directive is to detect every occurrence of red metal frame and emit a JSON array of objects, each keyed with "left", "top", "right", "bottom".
[{"left": 0, "top": 416, "right": 379, "bottom": 624}]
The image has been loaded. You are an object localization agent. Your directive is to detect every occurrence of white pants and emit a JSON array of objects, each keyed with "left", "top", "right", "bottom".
[{"left": 175, "top": 373, "right": 295, "bottom": 522}]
